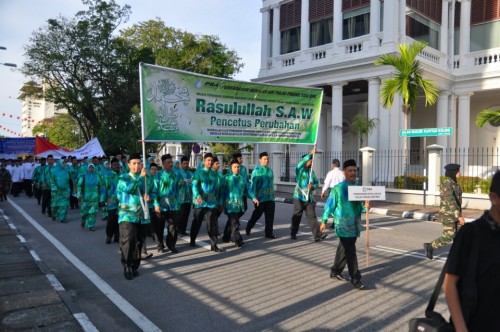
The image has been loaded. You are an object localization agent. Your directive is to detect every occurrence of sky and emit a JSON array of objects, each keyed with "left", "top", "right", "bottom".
[{"left": 0, "top": 0, "right": 263, "bottom": 137}]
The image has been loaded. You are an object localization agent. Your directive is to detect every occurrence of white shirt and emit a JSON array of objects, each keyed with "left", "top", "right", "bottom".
[
  {"left": 22, "top": 162, "right": 35, "bottom": 179},
  {"left": 11, "top": 165, "right": 24, "bottom": 182},
  {"left": 321, "top": 167, "right": 345, "bottom": 195}
]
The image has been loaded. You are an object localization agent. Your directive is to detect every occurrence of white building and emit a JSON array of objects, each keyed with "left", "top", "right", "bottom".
[
  {"left": 254, "top": 0, "right": 500, "bottom": 160},
  {"left": 17, "top": 81, "right": 67, "bottom": 137}
]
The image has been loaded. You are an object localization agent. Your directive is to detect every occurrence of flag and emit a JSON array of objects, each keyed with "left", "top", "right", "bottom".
[{"left": 35, "top": 137, "right": 105, "bottom": 158}]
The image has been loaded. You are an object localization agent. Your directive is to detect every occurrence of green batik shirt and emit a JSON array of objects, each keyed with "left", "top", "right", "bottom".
[
  {"left": 104, "top": 169, "right": 121, "bottom": 211},
  {"left": 293, "top": 154, "right": 318, "bottom": 203},
  {"left": 222, "top": 172, "right": 256, "bottom": 213},
  {"left": 176, "top": 168, "right": 194, "bottom": 204},
  {"left": 32, "top": 165, "right": 43, "bottom": 187},
  {"left": 321, "top": 181, "right": 366, "bottom": 238},
  {"left": 39, "top": 164, "right": 54, "bottom": 190},
  {"left": 192, "top": 167, "right": 221, "bottom": 209},
  {"left": 250, "top": 165, "right": 275, "bottom": 203},
  {"left": 117, "top": 172, "right": 149, "bottom": 224},
  {"left": 157, "top": 169, "right": 179, "bottom": 211}
]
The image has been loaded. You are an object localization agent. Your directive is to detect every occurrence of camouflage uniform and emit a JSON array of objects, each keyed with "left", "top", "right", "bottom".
[{"left": 431, "top": 177, "right": 462, "bottom": 249}]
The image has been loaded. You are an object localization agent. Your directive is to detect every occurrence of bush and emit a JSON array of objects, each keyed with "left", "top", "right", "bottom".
[
  {"left": 440, "top": 176, "right": 481, "bottom": 193},
  {"left": 394, "top": 175, "right": 428, "bottom": 190},
  {"left": 478, "top": 178, "right": 492, "bottom": 194}
]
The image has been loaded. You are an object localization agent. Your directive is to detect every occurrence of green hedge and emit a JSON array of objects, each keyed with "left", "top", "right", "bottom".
[
  {"left": 394, "top": 175, "right": 428, "bottom": 190},
  {"left": 394, "top": 175, "right": 492, "bottom": 193}
]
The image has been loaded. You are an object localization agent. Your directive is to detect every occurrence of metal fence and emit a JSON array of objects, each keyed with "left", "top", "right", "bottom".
[{"left": 277, "top": 147, "right": 500, "bottom": 191}]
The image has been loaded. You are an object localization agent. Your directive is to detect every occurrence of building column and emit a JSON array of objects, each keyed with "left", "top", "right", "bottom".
[
  {"left": 459, "top": 0, "right": 471, "bottom": 65},
  {"left": 333, "top": 0, "right": 342, "bottom": 53},
  {"left": 440, "top": 0, "right": 450, "bottom": 54},
  {"left": 331, "top": 83, "right": 346, "bottom": 154},
  {"left": 382, "top": 0, "right": 398, "bottom": 45},
  {"left": 449, "top": 94, "right": 457, "bottom": 149},
  {"left": 368, "top": 78, "right": 380, "bottom": 150},
  {"left": 272, "top": 5, "right": 281, "bottom": 58},
  {"left": 436, "top": 92, "right": 450, "bottom": 147},
  {"left": 398, "top": 0, "right": 406, "bottom": 43},
  {"left": 369, "top": 0, "right": 381, "bottom": 47},
  {"left": 457, "top": 93, "right": 472, "bottom": 149},
  {"left": 260, "top": 7, "right": 271, "bottom": 70},
  {"left": 300, "top": 0, "right": 310, "bottom": 51}
]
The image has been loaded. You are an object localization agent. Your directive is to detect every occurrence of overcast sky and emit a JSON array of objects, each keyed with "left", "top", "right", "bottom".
[{"left": 0, "top": 0, "right": 262, "bottom": 136}]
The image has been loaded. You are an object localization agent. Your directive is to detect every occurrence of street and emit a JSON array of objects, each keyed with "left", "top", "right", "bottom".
[{"left": 1, "top": 195, "right": 451, "bottom": 331}]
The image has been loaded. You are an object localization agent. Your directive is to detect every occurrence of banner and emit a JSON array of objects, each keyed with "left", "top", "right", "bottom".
[
  {"left": 35, "top": 137, "right": 105, "bottom": 159},
  {"left": 0, "top": 138, "right": 36, "bottom": 156},
  {"left": 140, "top": 64, "right": 323, "bottom": 144}
]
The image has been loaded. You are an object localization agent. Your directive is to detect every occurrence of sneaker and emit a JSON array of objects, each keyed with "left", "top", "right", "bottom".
[
  {"left": 291, "top": 234, "right": 297, "bottom": 240},
  {"left": 352, "top": 280, "right": 365, "bottom": 290},
  {"left": 330, "top": 273, "right": 349, "bottom": 281}
]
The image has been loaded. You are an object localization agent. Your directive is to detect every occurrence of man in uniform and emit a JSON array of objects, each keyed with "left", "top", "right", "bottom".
[
  {"left": 177, "top": 156, "right": 193, "bottom": 236},
  {"left": 40, "top": 155, "right": 55, "bottom": 217}
]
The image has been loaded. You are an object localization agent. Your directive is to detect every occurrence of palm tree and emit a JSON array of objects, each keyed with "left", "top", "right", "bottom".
[
  {"left": 476, "top": 109, "right": 500, "bottom": 127},
  {"left": 375, "top": 41, "right": 439, "bottom": 167},
  {"left": 350, "top": 114, "right": 378, "bottom": 149}
]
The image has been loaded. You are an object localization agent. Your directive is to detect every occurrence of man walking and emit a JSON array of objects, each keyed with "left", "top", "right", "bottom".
[
  {"left": 246, "top": 152, "right": 277, "bottom": 239},
  {"left": 177, "top": 156, "right": 193, "bottom": 236},
  {"left": 321, "top": 159, "right": 344, "bottom": 200},
  {"left": 40, "top": 155, "right": 55, "bottom": 217}
]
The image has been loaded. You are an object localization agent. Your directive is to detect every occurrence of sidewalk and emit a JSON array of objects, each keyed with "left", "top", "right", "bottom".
[
  {"left": 274, "top": 191, "right": 485, "bottom": 222},
  {"left": 0, "top": 207, "right": 82, "bottom": 331}
]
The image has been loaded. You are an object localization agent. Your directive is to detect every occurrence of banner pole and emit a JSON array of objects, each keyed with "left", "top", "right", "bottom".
[{"left": 139, "top": 63, "right": 149, "bottom": 220}]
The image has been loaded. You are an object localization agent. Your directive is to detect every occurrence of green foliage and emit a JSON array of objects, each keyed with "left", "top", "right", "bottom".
[
  {"left": 350, "top": 114, "right": 378, "bottom": 147},
  {"left": 478, "top": 179, "right": 492, "bottom": 194},
  {"left": 476, "top": 109, "right": 500, "bottom": 127},
  {"left": 394, "top": 175, "right": 428, "bottom": 190},
  {"left": 439, "top": 176, "right": 482, "bottom": 193},
  {"left": 32, "top": 114, "right": 80, "bottom": 149}
]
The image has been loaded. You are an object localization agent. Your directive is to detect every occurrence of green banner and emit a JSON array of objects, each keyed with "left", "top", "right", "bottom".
[{"left": 140, "top": 64, "right": 323, "bottom": 144}]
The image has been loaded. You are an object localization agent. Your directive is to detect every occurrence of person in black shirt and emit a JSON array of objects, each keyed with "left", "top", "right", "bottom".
[{"left": 443, "top": 170, "right": 500, "bottom": 331}]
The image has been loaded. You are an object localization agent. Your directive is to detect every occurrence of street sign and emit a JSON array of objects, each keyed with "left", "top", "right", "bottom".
[
  {"left": 399, "top": 127, "right": 453, "bottom": 137},
  {"left": 192, "top": 143, "right": 201, "bottom": 154},
  {"left": 348, "top": 186, "right": 386, "bottom": 201}
]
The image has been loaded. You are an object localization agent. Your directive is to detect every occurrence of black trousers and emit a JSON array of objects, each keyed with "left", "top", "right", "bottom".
[
  {"left": 106, "top": 208, "right": 119, "bottom": 239},
  {"left": 23, "top": 179, "right": 33, "bottom": 197},
  {"left": 41, "top": 189, "right": 52, "bottom": 216},
  {"left": 160, "top": 210, "right": 179, "bottom": 250},
  {"left": 223, "top": 212, "right": 243, "bottom": 245},
  {"left": 11, "top": 182, "right": 23, "bottom": 197},
  {"left": 34, "top": 185, "right": 42, "bottom": 204},
  {"left": 177, "top": 203, "right": 191, "bottom": 234},
  {"left": 150, "top": 209, "right": 165, "bottom": 249},
  {"left": 331, "top": 237, "right": 361, "bottom": 283},
  {"left": 247, "top": 200, "right": 275, "bottom": 237},
  {"left": 190, "top": 207, "right": 218, "bottom": 246},
  {"left": 290, "top": 200, "right": 320, "bottom": 239},
  {"left": 119, "top": 222, "right": 147, "bottom": 270}
]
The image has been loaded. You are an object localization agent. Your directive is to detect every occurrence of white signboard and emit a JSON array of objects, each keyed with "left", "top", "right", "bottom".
[{"left": 348, "top": 186, "right": 386, "bottom": 201}]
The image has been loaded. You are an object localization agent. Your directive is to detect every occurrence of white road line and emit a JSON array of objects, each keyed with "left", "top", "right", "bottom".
[
  {"left": 73, "top": 313, "right": 99, "bottom": 332},
  {"left": 8, "top": 222, "right": 16, "bottom": 230},
  {"left": 17, "top": 234, "right": 26, "bottom": 242},
  {"left": 373, "top": 245, "right": 446, "bottom": 262},
  {"left": 362, "top": 225, "right": 392, "bottom": 230},
  {"left": 30, "top": 249, "right": 41, "bottom": 262},
  {"left": 46, "top": 274, "right": 66, "bottom": 291},
  {"left": 8, "top": 199, "right": 162, "bottom": 332}
]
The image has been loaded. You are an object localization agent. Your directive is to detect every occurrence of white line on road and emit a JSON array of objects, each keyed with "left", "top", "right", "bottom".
[
  {"left": 16, "top": 234, "right": 26, "bottom": 242},
  {"left": 30, "top": 249, "right": 41, "bottom": 262},
  {"left": 373, "top": 245, "right": 446, "bottom": 262},
  {"left": 8, "top": 199, "right": 162, "bottom": 332},
  {"left": 46, "top": 274, "right": 65, "bottom": 291},
  {"left": 74, "top": 313, "right": 99, "bottom": 332}
]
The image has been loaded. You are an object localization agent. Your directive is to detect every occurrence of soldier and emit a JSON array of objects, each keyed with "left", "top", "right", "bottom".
[
  {"left": 246, "top": 152, "right": 277, "bottom": 239},
  {"left": 289, "top": 148, "right": 325, "bottom": 242},
  {"left": 424, "top": 163, "right": 464, "bottom": 259}
]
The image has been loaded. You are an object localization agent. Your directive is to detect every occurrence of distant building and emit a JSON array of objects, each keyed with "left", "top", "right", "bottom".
[
  {"left": 254, "top": 0, "right": 500, "bottom": 157},
  {"left": 17, "top": 81, "right": 67, "bottom": 137}
]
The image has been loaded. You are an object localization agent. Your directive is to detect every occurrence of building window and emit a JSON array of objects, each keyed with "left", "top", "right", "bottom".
[
  {"left": 343, "top": 6, "right": 370, "bottom": 40},
  {"left": 310, "top": 17, "right": 333, "bottom": 47},
  {"left": 281, "top": 27, "right": 301, "bottom": 54},
  {"left": 470, "top": 20, "right": 500, "bottom": 52},
  {"left": 406, "top": 11, "right": 440, "bottom": 50},
  {"left": 280, "top": 0, "right": 302, "bottom": 54}
]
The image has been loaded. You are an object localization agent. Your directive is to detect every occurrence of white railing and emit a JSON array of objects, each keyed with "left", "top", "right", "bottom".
[
  {"left": 471, "top": 47, "right": 500, "bottom": 67},
  {"left": 304, "top": 44, "right": 332, "bottom": 62},
  {"left": 337, "top": 35, "right": 371, "bottom": 54}
]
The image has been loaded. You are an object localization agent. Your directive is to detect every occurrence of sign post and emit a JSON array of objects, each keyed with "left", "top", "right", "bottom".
[{"left": 348, "top": 186, "right": 386, "bottom": 266}]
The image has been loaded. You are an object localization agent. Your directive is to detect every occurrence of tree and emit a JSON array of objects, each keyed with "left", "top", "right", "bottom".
[
  {"left": 476, "top": 109, "right": 500, "bottom": 127},
  {"left": 375, "top": 41, "right": 439, "bottom": 162},
  {"left": 32, "top": 114, "right": 80, "bottom": 149},
  {"left": 120, "top": 19, "right": 243, "bottom": 78},
  {"left": 350, "top": 114, "right": 378, "bottom": 149},
  {"left": 22, "top": 0, "right": 154, "bottom": 154}
]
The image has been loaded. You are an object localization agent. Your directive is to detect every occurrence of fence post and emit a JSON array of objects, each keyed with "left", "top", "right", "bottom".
[
  {"left": 314, "top": 150, "right": 323, "bottom": 182},
  {"left": 216, "top": 152, "right": 225, "bottom": 172},
  {"left": 360, "top": 147, "right": 376, "bottom": 186},
  {"left": 427, "top": 144, "right": 443, "bottom": 196},
  {"left": 272, "top": 151, "right": 284, "bottom": 184}
]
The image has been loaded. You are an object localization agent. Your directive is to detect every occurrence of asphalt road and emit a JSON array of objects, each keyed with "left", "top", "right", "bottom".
[{"left": 2, "top": 195, "right": 452, "bottom": 331}]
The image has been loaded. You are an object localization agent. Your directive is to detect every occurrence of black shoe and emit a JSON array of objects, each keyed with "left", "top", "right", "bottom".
[
  {"left": 245, "top": 228, "right": 251, "bottom": 236},
  {"left": 424, "top": 243, "right": 433, "bottom": 260},
  {"left": 141, "top": 253, "right": 153, "bottom": 260},
  {"left": 291, "top": 234, "right": 297, "bottom": 240},
  {"left": 222, "top": 236, "right": 231, "bottom": 243},
  {"left": 190, "top": 241, "right": 197, "bottom": 247},
  {"left": 168, "top": 246, "right": 179, "bottom": 254},
  {"left": 132, "top": 269, "right": 139, "bottom": 277},
  {"left": 236, "top": 241, "right": 245, "bottom": 248},
  {"left": 265, "top": 235, "right": 278, "bottom": 239},
  {"left": 352, "top": 280, "right": 365, "bottom": 290},
  {"left": 88, "top": 227, "right": 95, "bottom": 232},
  {"left": 124, "top": 267, "right": 133, "bottom": 280},
  {"left": 330, "top": 273, "right": 349, "bottom": 281},
  {"left": 80, "top": 222, "right": 85, "bottom": 229},
  {"left": 47, "top": 213, "right": 53, "bottom": 218},
  {"left": 41, "top": 210, "right": 45, "bottom": 215},
  {"left": 180, "top": 231, "right": 188, "bottom": 236},
  {"left": 113, "top": 236, "right": 119, "bottom": 243},
  {"left": 211, "top": 245, "right": 224, "bottom": 253},
  {"left": 106, "top": 237, "right": 112, "bottom": 244},
  {"left": 52, "top": 217, "right": 56, "bottom": 222},
  {"left": 315, "top": 233, "right": 328, "bottom": 242},
  {"left": 157, "top": 246, "right": 165, "bottom": 253}
]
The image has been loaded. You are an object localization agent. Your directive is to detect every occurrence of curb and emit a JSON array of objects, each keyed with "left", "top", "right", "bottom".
[{"left": 275, "top": 197, "right": 435, "bottom": 221}]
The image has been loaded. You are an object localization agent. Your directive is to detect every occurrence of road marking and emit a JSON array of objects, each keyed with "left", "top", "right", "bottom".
[
  {"left": 8, "top": 199, "right": 162, "bottom": 332},
  {"left": 74, "top": 313, "right": 99, "bottom": 332},
  {"left": 362, "top": 225, "right": 392, "bottom": 230},
  {"left": 373, "top": 245, "right": 446, "bottom": 262},
  {"left": 30, "top": 249, "right": 41, "bottom": 262},
  {"left": 17, "top": 234, "right": 26, "bottom": 242},
  {"left": 46, "top": 274, "right": 65, "bottom": 291}
]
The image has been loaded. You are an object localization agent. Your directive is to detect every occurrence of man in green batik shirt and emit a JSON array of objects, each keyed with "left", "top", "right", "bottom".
[
  {"left": 104, "top": 158, "right": 121, "bottom": 244},
  {"left": 176, "top": 156, "right": 193, "bottom": 236},
  {"left": 246, "top": 152, "right": 277, "bottom": 239},
  {"left": 117, "top": 153, "right": 150, "bottom": 280},
  {"left": 290, "top": 148, "right": 324, "bottom": 242},
  {"left": 32, "top": 157, "right": 46, "bottom": 205},
  {"left": 221, "top": 159, "right": 259, "bottom": 248},
  {"left": 320, "top": 159, "right": 369, "bottom": 290},
  {"left": 190, "top": 152, "right": 223, "bottom": 253},
  {"left": 40, "top": 155, "right": 55, "bottom": 218}
]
